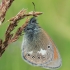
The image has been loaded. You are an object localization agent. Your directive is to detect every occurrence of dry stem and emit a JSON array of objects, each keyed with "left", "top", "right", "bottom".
[
  {"left": 0, "top": 0, "right": 14, "bottom": 25},
  {"left": 0, "top": 8, "right": 42, "bottom": 57}
]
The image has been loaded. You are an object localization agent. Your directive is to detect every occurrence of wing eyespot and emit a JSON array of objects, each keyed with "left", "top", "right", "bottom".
[
  {"left": 28, "top": 54, "right": 30, "bottom": 56},
  {"left": 48, "top": 45, "right": 50, "bottom": 49},
  {"left": 32, "top": 56, "right": 35, "bottom": 58},
  {"left": 38, "top": 56, "right": 40, "bottom": 59}
]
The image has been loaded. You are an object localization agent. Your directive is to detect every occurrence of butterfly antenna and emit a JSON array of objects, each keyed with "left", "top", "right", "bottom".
[
  {"left": 32, "top": 2, "right": 36, "bottom": 16},
  {"left": 32, "top": 2, "right": 36, "bottom": 12}
]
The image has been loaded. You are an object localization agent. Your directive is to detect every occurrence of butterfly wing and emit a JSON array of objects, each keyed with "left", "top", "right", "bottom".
[
  {"left": 40, "top": 29, "right": 62, "bottom": 69},
  {"left": 41, "top": 44, "right": 62, "bottom": 69},
  {"left": 21, "top": 28, "right": 61, "bottom": 69}
]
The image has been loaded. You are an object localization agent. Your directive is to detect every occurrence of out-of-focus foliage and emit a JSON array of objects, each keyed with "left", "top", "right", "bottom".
[{"left": 0, "top": 0, "right": 70, "bottom": 70}]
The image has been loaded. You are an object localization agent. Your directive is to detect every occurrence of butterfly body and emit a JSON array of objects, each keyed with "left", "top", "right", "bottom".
[{"left": 21, "top": 17, "right": 62, "bottom": 69}]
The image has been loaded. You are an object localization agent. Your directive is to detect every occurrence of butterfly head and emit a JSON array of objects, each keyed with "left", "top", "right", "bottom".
[{"left": 24, "top": 17, "right": 40, "bottom": 34}]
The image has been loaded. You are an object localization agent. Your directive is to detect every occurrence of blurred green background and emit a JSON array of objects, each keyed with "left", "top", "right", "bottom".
[{"left": 0, "top": 0, "right": 70, "bottom": 70}]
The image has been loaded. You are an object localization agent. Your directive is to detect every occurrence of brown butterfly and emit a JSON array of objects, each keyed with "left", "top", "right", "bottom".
[{"left": 21, "top": 17, "right": 62, "bottom": 69}]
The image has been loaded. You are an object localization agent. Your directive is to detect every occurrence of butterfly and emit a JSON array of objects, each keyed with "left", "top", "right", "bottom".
[{"left": 21, "top": 17, "right": 62, "bottom": 69}]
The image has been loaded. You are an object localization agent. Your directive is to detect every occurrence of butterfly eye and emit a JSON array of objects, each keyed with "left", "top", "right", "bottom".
[
  {"left": 32, "top": 19, "right": 36, "bottom": 23},
  {"left": 30, "top": 17, "right": 36, "bottom": 23}
]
